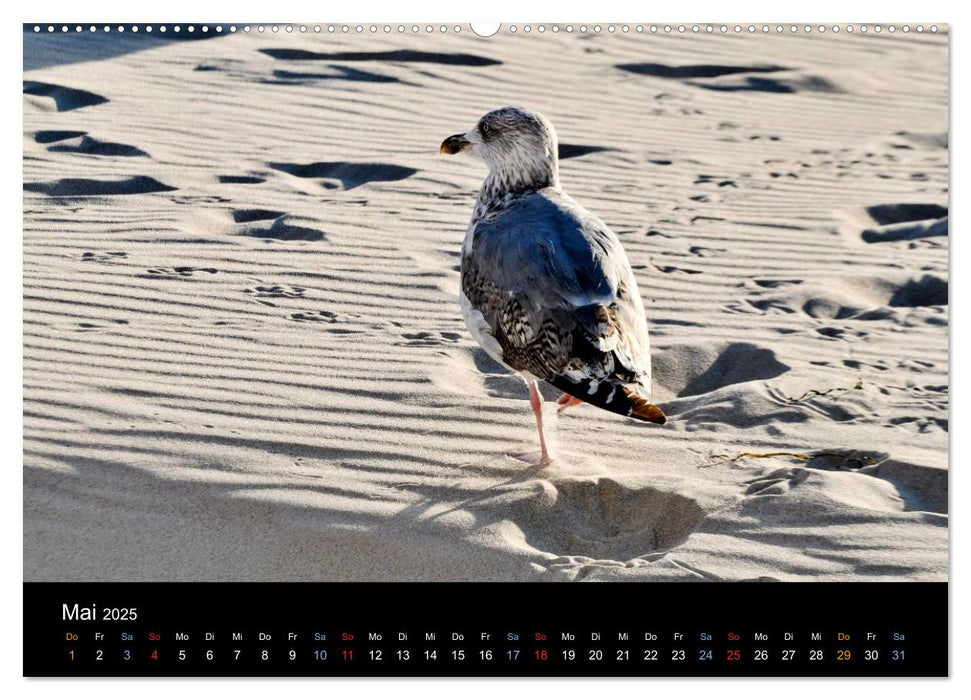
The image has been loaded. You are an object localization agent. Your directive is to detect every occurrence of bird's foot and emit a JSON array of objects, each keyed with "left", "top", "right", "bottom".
[
  {"left": 557, "top": 394, "right": 584, "bottom": 414},
  {"left": 510, "top": 451, "right": 554, "bottom": 467}
]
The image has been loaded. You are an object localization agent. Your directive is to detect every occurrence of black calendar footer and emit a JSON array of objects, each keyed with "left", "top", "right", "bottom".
[{"left": 23, "top": 581, "right": 947, "bottom": 677}]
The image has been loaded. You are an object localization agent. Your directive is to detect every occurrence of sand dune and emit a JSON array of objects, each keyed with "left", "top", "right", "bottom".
[{"left": 23, "top": 27, "right": 947, "bottom": 581}]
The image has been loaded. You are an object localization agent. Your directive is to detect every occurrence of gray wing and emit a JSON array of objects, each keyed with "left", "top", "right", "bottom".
[{"left": 461, "top": 190, "right": 664, "bottom": 423}]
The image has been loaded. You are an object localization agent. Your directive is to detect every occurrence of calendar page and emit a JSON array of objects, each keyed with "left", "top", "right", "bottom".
[{"left": 22, "top": 21, "right": 948, "bottom": 677}]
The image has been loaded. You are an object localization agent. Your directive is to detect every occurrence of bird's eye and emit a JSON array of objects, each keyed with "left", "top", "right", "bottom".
[{"left": 478, "top": 122, "right": 494, "bottom": 140}]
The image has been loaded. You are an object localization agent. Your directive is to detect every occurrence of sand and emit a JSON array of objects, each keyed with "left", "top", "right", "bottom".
[{"left": 23, "top": 27, "right": 948, "bottom": 581}]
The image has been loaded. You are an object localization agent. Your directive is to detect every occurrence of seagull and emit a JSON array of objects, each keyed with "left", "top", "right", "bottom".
[{"left": 441, "top": 107, "right": 666, "bottom": 465}]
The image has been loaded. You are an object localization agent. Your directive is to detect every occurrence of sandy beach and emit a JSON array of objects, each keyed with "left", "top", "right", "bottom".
[{"left": 23, "top": 26, "right": 948, "bottom": 582}]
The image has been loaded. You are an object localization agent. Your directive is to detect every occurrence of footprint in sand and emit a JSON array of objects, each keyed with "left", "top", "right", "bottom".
[
  {"left": 258, "top": 47, "right": 501, "bottom": 67},
  {"left": 244, "top": 284, "right": 305, "bottom": 299},
  {"left": 397, "top": 331, "right": 463, "bottom": 347},
  {"left": 144, "top": 266, "right": 217, "bottom": 278},
  {"left": 218, "top": 174, "right": 266, "bottom": 185},
  {"left": 40, "top": 132, "right": 148, "bottom": 157},
  {"left": 888, "top": 275, "right": 948, "bottom": 307},
  {"left": 843, "top": 359, "right": 890, "bottom": 372},
  {"left": 23, "top": 81, "right": 108, "bottom": 111},
  {"left": 513, "top": 477, "right": 705, "bottom": 561},
  {"left": 268, "top": 66, "right": 404, "bottom": 85},
  {"left": 765, "top": 384, "right": 864, "bottom": 423},
  {"left": 268, "top": 161, "right": 418, "bottom": 191},
  {"left": 653, "top": 342, "right": 791, "bottom": 399},
  {"left": 289, "top": 310, "right": 338, "bottom": 323},
  {"left": 233, "top": 213, "right": 328, "bottom": 242},
  {"left": 24, "top": 176, "right": 176, "bottom": 197},
  {"left": 861, "top": 203, "right": 948, "bottom": 244},
  {"left": 744, "top": 467, "right": 813, "bottom": 496},
  {"left": 33, "top": 130, "right": 87, "bottom": 144},
  {"left": 694, "top": 174, "right": 738, "bottom": 187},
  {"left": 739, "top": 451, "right": 946, "bottom": 515},
  {"left": 616, "top": 63, "right": 788, "bottom": 79},
  {"left": 70, "top": 319, "right": 130, "bottom": 333},
  {"left": 815, "top": 326, "right": 868, "bottom": 340},
  {"left": 695, "top": 75, "right": 840, "bottom": 94},
  {"left": 232, "top": 209, "right": 284, "bottom": 223},
  {"left": 614, "top": 62, "right": 839, "bottom": 95},
  {"left": 653, "top": 263, "right": 703, "bottom": 275},
  {"left": 868, "top": 204, "right": 947, "bottom": 225},
  {"left": 742, "top": 273, "right": 947, "bottom": 321},
  {"left": 557, "top": 144, "right": 616, "bottom": 160},
  {"left": 742, "top": 455, "right": 882, "bottom": 504},
  {"left": 752, "top": 278, "right": 802, "bottom": 289},
  {"left": 81, "top": 251, "right": 128, "bottom": 263},
  {"left": 688, "top": 246, "right": 726, "bottom": 257},
  {"left": 888, "top": 415, "right": 948, "bottom": 434}
]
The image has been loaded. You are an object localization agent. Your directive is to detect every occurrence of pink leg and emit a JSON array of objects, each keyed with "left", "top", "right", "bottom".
[
  {"left": 529, "top": 380, "right": 553, "bottom": 465},
  {"left": 557, "top": 394, "right": 583, "bottom": 414}
]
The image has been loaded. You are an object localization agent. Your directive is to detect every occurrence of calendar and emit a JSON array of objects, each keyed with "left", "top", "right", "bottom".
[{"left": 22, "top": 20, "right": 949, "bottom": 680}]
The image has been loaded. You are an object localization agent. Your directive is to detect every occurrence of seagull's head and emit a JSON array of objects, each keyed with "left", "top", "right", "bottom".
[{"left": 441, "top": 107, "right": 559, "bottom": 191}]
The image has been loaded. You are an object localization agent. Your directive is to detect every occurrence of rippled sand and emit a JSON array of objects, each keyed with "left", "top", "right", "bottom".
[{"left": 23, "top": 27, "right": 947, "bottom": 581}]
